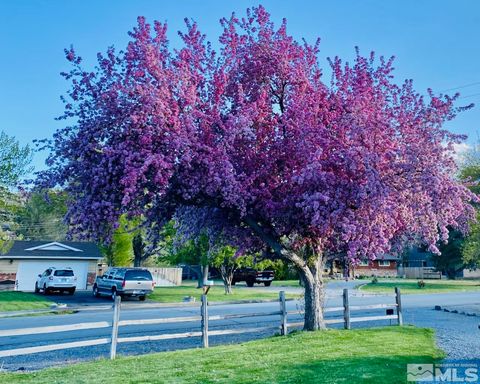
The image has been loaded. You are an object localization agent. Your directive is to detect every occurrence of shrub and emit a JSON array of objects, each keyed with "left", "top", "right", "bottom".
[
  {"left": 371, "top": 276, "right": 379, "bottom": 284},
  {"left": 417, "top": 280, "right": 426, "bottom": 289}
]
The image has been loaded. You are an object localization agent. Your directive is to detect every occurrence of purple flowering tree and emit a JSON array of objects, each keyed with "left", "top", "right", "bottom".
[{"left": 41, "top": 6, "right": 475, "bottom": 330}]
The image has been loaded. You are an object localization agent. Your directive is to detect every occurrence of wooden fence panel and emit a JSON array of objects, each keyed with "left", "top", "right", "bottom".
[
  {"left": 398, "top": 267, "right": 442, "bottom": 279},
  {"left": 146, "top": 267, "right": 183, "bottom": 286}
]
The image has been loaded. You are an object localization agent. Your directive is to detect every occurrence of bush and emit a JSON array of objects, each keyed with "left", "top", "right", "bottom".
[
  {"left": 262, "top": 260, "right": 298, "bottom": 280},
  {"left": 371, "top": 276, "right": 379, "bottom": 284},
  {"left": 417, "top": 280, "right": 426, "bottom": 289}
]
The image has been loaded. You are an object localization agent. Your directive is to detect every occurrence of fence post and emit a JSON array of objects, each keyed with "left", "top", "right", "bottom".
[
  {"left": 395, "top": 287, "right": 403, "bottom": 326},
  {"left": 201, "top": 294, "right": 209, "bottom": 348},
  {"left": 343, "top": 288, "right": 350, "bottom": 330},
  {"left": 110, "top": 295, "right": 121, "bottom": 359},
  {"left": 279, "top": 291, "right": 287, "bottom": 336}
]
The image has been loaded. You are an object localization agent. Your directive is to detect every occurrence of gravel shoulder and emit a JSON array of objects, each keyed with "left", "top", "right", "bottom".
[{"left": 403, "top": 307, "right": 480, "bottom": 360}]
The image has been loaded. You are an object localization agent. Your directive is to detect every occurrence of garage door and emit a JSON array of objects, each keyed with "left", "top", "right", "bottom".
[{"left": 16, "top": 260, "right": 89, "bottom": 291}]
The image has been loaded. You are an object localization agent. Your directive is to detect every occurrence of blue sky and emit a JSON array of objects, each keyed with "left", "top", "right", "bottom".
[{"left": 1, "top": 0, "right": 479, "bottom": 172}]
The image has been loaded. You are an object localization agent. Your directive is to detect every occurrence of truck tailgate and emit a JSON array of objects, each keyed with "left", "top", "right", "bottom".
[{"left": 124, "top": 280, "right": 152, "bottom": 290}]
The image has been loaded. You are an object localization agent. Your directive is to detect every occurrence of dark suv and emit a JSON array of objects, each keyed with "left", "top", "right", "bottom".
[
  {"left": 232, "top": 268, "right": 275, "bottom": 287},
  {"left": 93, "top": 267, "right": 154, "bottom": 301}
]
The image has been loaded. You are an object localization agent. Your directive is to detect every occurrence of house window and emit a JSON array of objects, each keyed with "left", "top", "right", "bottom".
[
  {"left": 358, "top": 260, "right": 369, "bottom": 267},
  {"left": 378, "top": 260, "right": 391, "bottom": 267}
]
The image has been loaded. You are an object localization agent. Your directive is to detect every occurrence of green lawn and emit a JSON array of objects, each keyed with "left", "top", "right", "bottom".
[
  {"left": 272, "top": 279, "right": 302, "bottom": 287},
  {"left": 1, "top": 326, "right": 443, "bottom": 384},
  {"left": 361, "top": 278, "right": 480, "bottom": 294},
  {"left": 150, "top": 283, "right": 288, "bottom": 303},
  {"left": 0, "top": 291, "right": 53, "bottom": 312}
]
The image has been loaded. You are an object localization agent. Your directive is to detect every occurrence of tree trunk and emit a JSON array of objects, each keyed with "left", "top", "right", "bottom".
[
  {"left": 242, "top": 216, "right": 326, "bottom": 331},
  {"left": 344, "top": 259, "right": 350, "bottom": 281},
  {"left": 223, "top": 278, "right": 233, "bottom": 294},
  {"left": 294, "top": 252, "right": 326, "bottom": 331},
  {"left": 133, "top": 255, "right": 141, "bottom": 268},
  {"left": 133, "top": 233, "right": 145, "bottom": 268},
  {"left": 299, "top": 268, "right": 325, "bottom": 330},
  {"left": 220, "top": 264, "right": 235, "bottom": 295}
]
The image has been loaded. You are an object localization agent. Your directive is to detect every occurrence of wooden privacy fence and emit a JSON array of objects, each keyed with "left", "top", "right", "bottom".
[
  {"left": 146, "top": 267, "right": 182, "bottom": 286},
  {"left": 398, "top": 266, "right": 442, "bottom": 279},
  {"left": 0, "top": 288, "right": 402, "bottom": 359}
]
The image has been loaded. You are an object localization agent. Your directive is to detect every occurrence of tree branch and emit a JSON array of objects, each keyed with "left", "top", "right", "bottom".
[{"left": 243, "top": 215, "right": 308, "bottom": 270}]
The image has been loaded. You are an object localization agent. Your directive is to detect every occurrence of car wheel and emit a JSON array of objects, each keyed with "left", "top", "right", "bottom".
[
  {"left": 139, "top": 296, "right": 146, "bottom": 301},
  {"left": 111, "top": 289, "right": 117, "bottom": 301},
  {"left": 264, "top": 281, "right": 271, "bottom": 287},
  {"left": 68, "top": 288, "right": 75, "bottom": 295},
  {"left": 93, "top": 285, "right": 100, "bottom": 298},
  {"left": 246, "top": 278, "right": 255, "bottom": 287},
  {"left": 34, "top": 283, "right": 40, "bottom": 293}
]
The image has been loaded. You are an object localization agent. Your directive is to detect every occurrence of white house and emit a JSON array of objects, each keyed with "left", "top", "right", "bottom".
[{"left": 0, "top": 241, "right": 102, "bottom": 291}]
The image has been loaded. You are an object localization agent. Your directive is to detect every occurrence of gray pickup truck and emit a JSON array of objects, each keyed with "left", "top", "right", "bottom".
[{"left": 93, "top": 267, "right": 154, "bottom": 301}]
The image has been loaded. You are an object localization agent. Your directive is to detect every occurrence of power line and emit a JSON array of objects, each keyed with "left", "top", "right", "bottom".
[
  {"left": 439, "top": 81, "right": 480, "bottom": 93},
  {"left": 459, "top": 92, "right": 480, "bottom": 100}
]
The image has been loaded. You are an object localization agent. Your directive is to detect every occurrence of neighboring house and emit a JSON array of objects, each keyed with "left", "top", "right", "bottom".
[
  {"left": 0, "top": 241, "right": 102, "bottom": 291},
  {"left": 401, "top": 247, "right": 480, "bottom": 279},
  {"left": 354, "top": 254, "right": 400, "bottom": 278},
  {"left": 325, "top": 255, "right": 400, "bottom": 278}
]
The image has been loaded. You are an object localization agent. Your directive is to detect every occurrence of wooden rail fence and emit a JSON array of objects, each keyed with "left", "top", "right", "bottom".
[
  {"left": 0, "top": 288, "right": 402, "bottom": 359},
  {"left": 282, "top": 288, "right": 402, "bottom": 331}
]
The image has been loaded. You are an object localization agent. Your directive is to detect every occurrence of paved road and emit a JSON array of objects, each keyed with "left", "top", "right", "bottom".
[{"left": 1, "top": 289, "right": 479, "bottom": 371}]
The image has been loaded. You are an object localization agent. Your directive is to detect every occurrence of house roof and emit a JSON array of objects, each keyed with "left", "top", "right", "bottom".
[
  {"left": 0, "top": 241, "right": 103, "bottom": 260},
  {"left": 403, "top": 248, "right": 432, "bottom": 261}
]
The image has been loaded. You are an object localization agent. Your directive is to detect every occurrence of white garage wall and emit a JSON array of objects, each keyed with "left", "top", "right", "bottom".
[{"left": 16, "top": 260, "right": 89, "bottom": 291}]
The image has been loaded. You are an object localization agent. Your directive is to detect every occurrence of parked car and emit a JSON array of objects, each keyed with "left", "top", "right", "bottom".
[
  {"left": 35, "top": 267, "right": 77, "bottom": 295},
  {"left": 232, "top": 268, "right": 275, "bottom": 287},
  {"left": 93, "top": 267, "right": 154, "bottom": 301}
]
